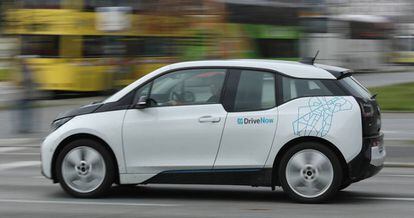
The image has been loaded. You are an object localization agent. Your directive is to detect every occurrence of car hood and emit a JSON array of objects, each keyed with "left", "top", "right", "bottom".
[{"left": 54, "top": 103, "right": 103, "bottom": 122}]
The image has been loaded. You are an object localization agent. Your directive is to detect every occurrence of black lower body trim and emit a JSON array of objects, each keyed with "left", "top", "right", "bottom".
[{"left": 143, "top": 168, "right": 273, "bottom": 187}]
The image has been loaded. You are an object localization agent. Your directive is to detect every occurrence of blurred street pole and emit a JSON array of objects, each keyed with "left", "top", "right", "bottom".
[{"left": 16, "top": 56, "right": 36, "bottom": 134}]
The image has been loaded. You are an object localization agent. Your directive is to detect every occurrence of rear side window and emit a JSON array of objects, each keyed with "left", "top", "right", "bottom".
[
  {"left": 281, "top": 76, "right": 344, "bottom": 103},
  {"left": 233, "top": 70, "right": 276, "bottom": 111},
  {"left": 339, "top": 76, "right": 372, "bottom": 99}
]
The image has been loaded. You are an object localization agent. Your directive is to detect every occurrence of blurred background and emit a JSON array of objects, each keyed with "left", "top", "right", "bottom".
[{"left": 0, "top": 0, "right": 413, "bottom": 150}]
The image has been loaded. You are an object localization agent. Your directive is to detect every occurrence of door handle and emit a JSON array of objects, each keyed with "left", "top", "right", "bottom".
[{"left": 199, "top": 115, "right": 221, "bottom": 123}]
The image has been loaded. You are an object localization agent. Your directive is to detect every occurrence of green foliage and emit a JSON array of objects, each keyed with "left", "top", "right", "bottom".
[{"left": 369, "top": 83, "right": 414, "bottom": 112}]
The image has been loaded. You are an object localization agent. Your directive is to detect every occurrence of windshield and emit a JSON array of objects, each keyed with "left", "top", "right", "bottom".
[{"left": 339, "top": 76, "right": 372, "bottom": 99}]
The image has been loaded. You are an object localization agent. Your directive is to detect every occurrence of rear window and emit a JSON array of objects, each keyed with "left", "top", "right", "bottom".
[
  {"left": 281, "top": 76, "right": 345, "bottom": 103},
  {"left": 339, "top": 76, "right": 372, "bottom": 99}
]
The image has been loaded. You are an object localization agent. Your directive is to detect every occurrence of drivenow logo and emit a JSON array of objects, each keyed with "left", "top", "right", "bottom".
[{"left": 237, "top": 117, "right": 274, "bottom": 125}]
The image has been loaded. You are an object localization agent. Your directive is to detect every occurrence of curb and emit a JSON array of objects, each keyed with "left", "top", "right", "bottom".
[
  {"left": 352, "top": 66, "right": 414, "bottom": 74},
  {"left": 0, "top": 138, "right": 42, "bottom": 147},
  {"left": 384, "top": 162, "right": 414, "bottom": 168},
  {"left": 381, "top": 111, "right": 414, "bottom": 114},
  {"left": 0, "top": 101, "right": 82, "bottom": 111},
  {"left": 353, "top": 70, "right": 409, "bottom": 75},
  {"left": 0, "top": 97, "right": 104, "bottom": 111}
]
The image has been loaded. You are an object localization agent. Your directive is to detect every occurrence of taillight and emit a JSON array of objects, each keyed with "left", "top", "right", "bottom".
[
  {"left": 369, "top": 136, "right": 384, "bottom": 152},
  {"left": 357, "top": 98, "right": 381, "bottom": 136},
  {"left": 371, "top": 138, "right": 382, "bottom": 147},
  {"left": 361, "top": 102, "right": 374, "bottom": 117}
]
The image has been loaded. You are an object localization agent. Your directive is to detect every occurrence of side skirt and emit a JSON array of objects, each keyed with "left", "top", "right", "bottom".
[{"left": 142, "top": 168, "right": 273, "bottom": 187}]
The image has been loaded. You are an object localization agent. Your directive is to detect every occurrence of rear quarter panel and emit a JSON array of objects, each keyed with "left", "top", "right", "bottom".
[{"left": 265, "top": 96, "right": 362, "bottom": 167}]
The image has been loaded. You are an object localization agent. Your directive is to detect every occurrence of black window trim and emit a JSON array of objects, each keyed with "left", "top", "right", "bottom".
[
  {"left": 98, "top": 65, "right": 347, "bottom": 113},
  {"left": 224, "top": 68, "right": 278, "bottom": 113},
  {"left": 221, "top": 69, "right": 240, "bottom": 112}
]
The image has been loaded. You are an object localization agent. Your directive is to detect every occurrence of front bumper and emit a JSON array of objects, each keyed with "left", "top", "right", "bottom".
[
  {"left": 40, "top": 132, "right": 59, "bottom": 180},
  {"left": 347, "top": 133, "right": 385, "bottom": 182}
]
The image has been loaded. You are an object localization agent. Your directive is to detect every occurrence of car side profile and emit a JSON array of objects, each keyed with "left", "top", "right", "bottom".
[{"left": 41, "top": 60, "right": 385, "bottom": 203}]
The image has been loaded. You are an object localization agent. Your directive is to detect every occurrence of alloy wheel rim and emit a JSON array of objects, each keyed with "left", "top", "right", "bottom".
[
  {"left": 61, "top": 146, "right": 106, "bottom": 193},
  {"left": 285, "top": 149, "right": 334, "bottom": 198}
]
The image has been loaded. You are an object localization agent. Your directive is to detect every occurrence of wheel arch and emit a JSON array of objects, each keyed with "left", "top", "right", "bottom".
[
  {"left": 271, "top": 136, "right": 348, "bottom": 187},
  {"left": 51, "top": 133, "right": 119, "bottom": 183}
]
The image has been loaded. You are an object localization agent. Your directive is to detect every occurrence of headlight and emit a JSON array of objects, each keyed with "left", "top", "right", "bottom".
[{"left": 51, "top": 117, "right": 72, "bottom": 131}]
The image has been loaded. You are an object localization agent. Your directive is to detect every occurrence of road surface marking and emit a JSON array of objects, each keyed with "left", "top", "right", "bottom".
[
  {"left": 0, "top": 197, "right": 413, "bottom": 206},
  {"left": 0, "top": 161, "right": 40, "bottom": 171},
  {"left": 384, "top": 162, "right": 414, "bottom": 168},
  {"left": 380, "top": 174, "right": 414, "bottom": 178},
  {"left": 360, "top": 197, "right": 414, "bottom": 202},
  {"left": 0, "top": 138, "right": 40, "bottom": 146},
  {"left": 0, "top": 147, "right": 26, "bottom": 153},
  {"left": 0, "top": 199, "right": 180, "bottom": 207},
  {"left": 385, "top": 138, "right": 414, "bottom": 141},
  {"left": 0, "top": 152, "right": 39, "bottom": 156},
  {"left": 383, "top": 143, "right": 414, "bottom": 148},
  {"left": 382, "top": 130, "right": 399, "bottom": 133},
  {"left": 32, "top": 176, "right": 46, "bottom": 179}
]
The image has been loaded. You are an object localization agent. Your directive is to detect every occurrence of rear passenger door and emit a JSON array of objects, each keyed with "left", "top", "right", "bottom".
[{"left": 214, "top": 69, "right": 278, "bottom": 169}]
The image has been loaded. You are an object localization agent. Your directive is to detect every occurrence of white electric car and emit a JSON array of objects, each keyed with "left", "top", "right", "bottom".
[{"left": 41, "top": 60, "right": 385, "bottom": 203}]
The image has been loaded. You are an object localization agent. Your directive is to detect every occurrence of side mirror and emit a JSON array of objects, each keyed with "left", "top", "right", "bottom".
[{"left": 135, "top": 96, "right": 148, "bottom": 109}]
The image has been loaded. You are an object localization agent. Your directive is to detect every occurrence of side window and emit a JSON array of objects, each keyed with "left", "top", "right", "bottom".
[
  {"left": 148, "top": 69, "right": 226, "bottom": 107},
  {"left": 282, "top": 76, "right": 343, "bottom": 103},
  {"left": 233, "top": 70, "right": 276, "bottom": 111},
  {"left": 134, "top": 82, "right": 151, "bottom": 102}
]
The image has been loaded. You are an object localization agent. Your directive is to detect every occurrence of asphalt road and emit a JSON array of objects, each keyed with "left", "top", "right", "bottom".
[
  {"left": 1, "top": 72, "right": 414, "bottom": 217},
  {"left": 382, "top": 113, "right": 414, "bottom": 141},
  {"left": 0, "top": 145, "right": 414, "bottom": 218}
]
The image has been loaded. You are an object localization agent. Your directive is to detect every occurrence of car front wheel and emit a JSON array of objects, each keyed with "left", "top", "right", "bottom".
[{"left": 56, "top": 139, "right": 115, "bottom": 198}]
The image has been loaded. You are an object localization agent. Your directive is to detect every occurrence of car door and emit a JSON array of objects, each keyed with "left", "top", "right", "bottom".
[
  {"left": 122, "top": 68, "right": 228, "bottom": 174},
  {"left": 214, "top": 69, "right": 278, "bottom": 169}
]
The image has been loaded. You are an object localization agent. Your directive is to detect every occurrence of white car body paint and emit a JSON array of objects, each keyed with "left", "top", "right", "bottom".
[
  {"left": 41, "top": 110, "right": 127, "bottom": 178},
  {"left": 41, "top": 60, "right": 384, "bottom": 188},
  {"left": 214, "top": 107, "right": 278, "bottom": 169},
  {"left": 122, "top": 104, "right": 227, "bottom": 174}
]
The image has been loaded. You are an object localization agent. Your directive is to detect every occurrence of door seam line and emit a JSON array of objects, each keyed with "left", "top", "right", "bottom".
[
  {"left": 263, "top": 108, "right": 279, "bottom": 168},
  {"left": 212, "top": 113, "right": 228, "bottom": 169},
  {"left": 120, "top": 109, "right": 129, "bottom": 174}
]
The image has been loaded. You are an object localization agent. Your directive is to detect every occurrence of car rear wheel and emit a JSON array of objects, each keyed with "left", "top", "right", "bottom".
[
  {"left": 279, "top": 142, "right": 343, "bottom": 203},
  {"left": 56, "top": 139, "right": 115, "bottom": 197}
]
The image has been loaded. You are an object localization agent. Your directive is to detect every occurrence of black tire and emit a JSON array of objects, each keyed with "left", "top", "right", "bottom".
[
  {"left": 339, "top": 181, "right": 352, "bottom": 191},
  {"left": 278, "top": 142, "right": 343, "bottom": 203},
  {"left": 56, "top": 139, "right": 116, "bottom": 198}
]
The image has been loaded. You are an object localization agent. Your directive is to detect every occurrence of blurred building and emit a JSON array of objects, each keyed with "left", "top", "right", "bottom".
[
  {"left": 322, "top": 0, "right": 414, "bottom": 66},
  {"left": 326, "top": 0, "right": 414, "bottom": 22},
  {"left": 0, "top": 0, "right": 413, "bottom": 94},
  {"left": 0, "top": 0, "right": 309, "bottom": 93}
]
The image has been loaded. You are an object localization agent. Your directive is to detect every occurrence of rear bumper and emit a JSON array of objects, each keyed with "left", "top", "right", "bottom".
[{"left": 347, "top": 133, "right": 385, "bottom": 182}]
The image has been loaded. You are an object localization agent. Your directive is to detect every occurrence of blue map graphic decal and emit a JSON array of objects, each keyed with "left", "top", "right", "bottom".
[{"left": 293, "top": 97, "right": 353, "bottom": 137}]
